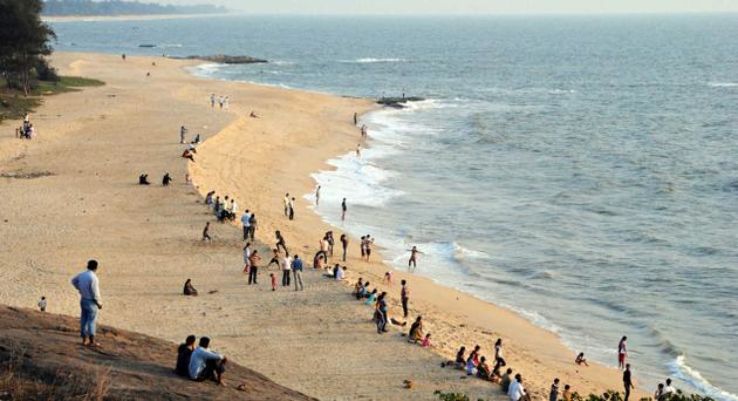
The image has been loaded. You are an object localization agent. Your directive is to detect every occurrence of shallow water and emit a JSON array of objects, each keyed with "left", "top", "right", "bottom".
[{"left": 51, "top": 14, "right": 738, "bottom": 399}]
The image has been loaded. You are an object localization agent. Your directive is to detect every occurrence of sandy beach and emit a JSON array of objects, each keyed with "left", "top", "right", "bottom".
[{"left": 0, "top": 52, "right": 644, "bottom": 400}]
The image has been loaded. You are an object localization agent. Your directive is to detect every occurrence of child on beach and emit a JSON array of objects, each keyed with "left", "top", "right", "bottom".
[
  {"left": 270, "top": 273, "right": 277, "bottom": 291},
  {"left": 455, "top": 346, "right": 466, "bottom": 369},
  {"left": 421, "top": 333, "right": 432, "bottom": 348},
  {"left": 38, "top": 296, "right": 47, "bottom": 312},
  {"left": 383, "top": 271, "right": 392, "bottom": 286}
]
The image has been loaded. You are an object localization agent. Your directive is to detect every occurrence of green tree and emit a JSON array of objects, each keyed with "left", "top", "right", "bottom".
[{"left": 0, "top": 0, "right": 56, "bottom": 95}]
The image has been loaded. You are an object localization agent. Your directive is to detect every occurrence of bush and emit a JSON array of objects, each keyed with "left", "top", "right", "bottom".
[{"left": 35, "top": 58, "right": 59, "bottom": 82}]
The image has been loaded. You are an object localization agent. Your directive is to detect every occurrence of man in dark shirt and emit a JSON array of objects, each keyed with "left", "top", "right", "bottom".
[
  {"left": 175, "top": 335, "right": 197, "bottom": 376},
  {"left": 623, "top": 364, "right": 634, "bottom": 401}
]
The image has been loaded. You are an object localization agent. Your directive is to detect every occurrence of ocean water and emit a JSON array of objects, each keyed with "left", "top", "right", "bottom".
[{"left": 49, "top": 15, "right": 738, "bottom": 399}]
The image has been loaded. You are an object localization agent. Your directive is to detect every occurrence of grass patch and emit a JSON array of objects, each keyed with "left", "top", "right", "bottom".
[{"left": 0, "top": 76, "right": 105, "bottom": 123}]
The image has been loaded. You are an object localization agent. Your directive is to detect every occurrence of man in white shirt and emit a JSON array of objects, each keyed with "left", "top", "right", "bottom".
[
  {"left": 189, "top": 337, "right": 227, "bottom": 385},
  {"left": 280, "top": 254, "right": 292, "bottom": 287},
  {"left": 508, "top": 374, "right": 527, "bottom": 401},
  {"left": 71, "top": 260, "right": 102, "bottom": 346},
  {"left": 241, "top": 210, "right": 251, "bottom": 240}
]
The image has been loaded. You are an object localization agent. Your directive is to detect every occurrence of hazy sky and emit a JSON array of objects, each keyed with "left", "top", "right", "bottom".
[{"left": 163, "top": 0, "right": 738, "bottom": 15}]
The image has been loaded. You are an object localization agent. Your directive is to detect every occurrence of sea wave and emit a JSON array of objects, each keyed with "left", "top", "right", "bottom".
[
  {"left": 707, "top": 82, "right": 738, "bottom": 88},
  {"left": 669, "top": 355, "right": 738, "bottom": 401},
  {"left": 340, "top": 57, "right": 406, "bottom": 64}
]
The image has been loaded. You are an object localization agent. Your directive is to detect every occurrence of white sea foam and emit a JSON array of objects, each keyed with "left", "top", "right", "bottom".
[
  {"left": 669, "top": 356, "right": 738, "bottom": 401},
  {"left": 340, "top": 58, "right": 405, "bottom": 64},
  {"left": 707, "top": 82, "right": 738, "bottom": 88}
]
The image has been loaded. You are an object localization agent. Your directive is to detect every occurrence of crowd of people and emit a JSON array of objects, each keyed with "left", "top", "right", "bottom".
[{"left": 55, "top": 97, "right": 688, "bottom": 398}]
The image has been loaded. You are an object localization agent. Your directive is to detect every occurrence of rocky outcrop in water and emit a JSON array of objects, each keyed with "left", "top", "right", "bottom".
[{"left": 175, "top": 55, "right": 268, "bottom": 64}]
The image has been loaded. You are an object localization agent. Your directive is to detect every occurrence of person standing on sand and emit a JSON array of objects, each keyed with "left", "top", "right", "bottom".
[
  {"left": 356, "top": 143, "right": 361, "bottom": 157},
  {"left": 289, "top": 197, "right": 296, "bottom": 220},
  {"left": 353, "top": 112, "right": 358, "bottom": 125},
  {"left": 408, "top": 246, "right": 423, "bottom": 271},
  {"left": 283, "top": 193, "right": 290, "bottom": 217},
  {"left": 550, "top": 378, "right": 560, "bottom": 401},
  {"left": 71, "top": 260, "right": 102, "bottom": 347},
  {"left": 248, "top": 213, "right": 257, "bottom": 240},
  {"left": 341, "top": 198, "right": 347, "bottom": 221},
  {"left": 38, "top": 296, "right": 47, "bottom": 312},
  {"left": 618, "top": 336, "right": 628, "bottom": 369},
  {"left": 292, "top": 255, "right": 304, "bottom": 291},
  {"left": 210, "top": 94, "right": 216, "bottom": 109},
  {"left": 315, "top": 185, "right": 321, "bottom": 206},
  {"left": 202, "top": 222, "right": 212, "bottom": 242},
  {"left": 242, "top": 243, "right": 252, "bottom": 273},
  {"left": 340, "top": 233, "right": 349, "bottom": 262},
  {"left": 248, "top": 250, "right": 261, "bottom": 285},
  {"left": 281, "top": 253, "right": 292, "bottom": 287},
  {"left": 360, "top": 236, "right": 366, "bottom": 258},
  {"left": 375, "top": 292, "right": 389, "bottom": 334},
  {"left": 400, "top": 279, "right": 410, "bottom": 318},
  {"left": 365, "top": 235, "right": 374, "bottom": 262},
  {"left": 180, "top": 125, "right": 187, "bottom": 144},
  {"left": 241, "top": 210, "right": 251, "bottom": 241},
  {"left": 623, "top": 364, "right": 634, "bottom": 401}
]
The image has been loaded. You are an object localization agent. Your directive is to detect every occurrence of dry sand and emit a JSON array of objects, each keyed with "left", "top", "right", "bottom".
[{"left": 0, "top": 53, "right": 644, "bottom": 400}]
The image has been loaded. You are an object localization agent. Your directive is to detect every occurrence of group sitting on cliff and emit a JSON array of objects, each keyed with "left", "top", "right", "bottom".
[{"left": 175, "top": 335, "right": 227, "bottom": 385}]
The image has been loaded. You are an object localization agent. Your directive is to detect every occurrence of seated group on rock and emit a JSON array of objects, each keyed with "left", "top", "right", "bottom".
[{"left": 175, "top": 335, "right": 227, "bottom": 385}]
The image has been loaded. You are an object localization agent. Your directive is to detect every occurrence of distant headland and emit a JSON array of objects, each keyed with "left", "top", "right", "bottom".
[{"left": 42, "top": 0, "right": 227, "bottom": 17}]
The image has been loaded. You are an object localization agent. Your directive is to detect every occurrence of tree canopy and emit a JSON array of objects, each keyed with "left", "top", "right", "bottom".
[{"left": 0, "top": 0, "right": 56, "bottom": 95}]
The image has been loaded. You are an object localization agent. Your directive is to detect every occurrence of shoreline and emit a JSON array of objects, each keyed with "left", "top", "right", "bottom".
[
  {"left": 184, "top": 64, "right": 644, "bottom": 397},
  {"left": 0, "top": 51, "right": 644, "bottom": 400}
]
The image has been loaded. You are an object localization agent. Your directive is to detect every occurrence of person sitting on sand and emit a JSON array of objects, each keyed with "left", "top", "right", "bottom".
[
  {"left": 353, "top": 278, "right": 364, "bottom": 297},
  {"left": 466, "top": 345, "right": 481, "bottom": 375},
  {"left": 455, "top": 346, "right": 466, "bottom": 369},
  {"left": 175, "top": 335, "right": 196, "bottom": 376},
  {"left": 183, "top": 279, "right": 198, "bottom": 296},
  {"left": 364, "top": 289, "right": 378, "bottom": 305},
  {"left": 500, "top": 368, "right": 514, "bottom": 393},
  {"left": 189, "top": 337, "right": 227, "bottom": 385},
  {"left": 477, "top": 356, "right": 492, "bottom": 380},
  {"left": 182, "top": 149, "right": 195, "bottom": 162},
  {"left": 654, "top": 383, "right": 665, "bottom": 401},
  {"left": 508, "top": 374, "right": 528, "bottom": 401},
  {"left": 575, "top": 352, "right": 589, "bottom": 366},
  {"left": 313, "top": 252, "right": 326, "bottom": 270},
  {"left": 421, "top": 333, "right": 432, "bottom": 348},
  {"left": 139, "top": 174, "right": 150, "bottom": 185},
  {"left": 250, "top": 111, "right": 258, "bottom": 118},
  {"left": 162, "top": 173, "right": 172, "bottom": 186},
  {"left": 336, "top": 266, "right": 347, "bottom": 281},
  {"left": 408, "top": 316, "right": 424, "bottom": 343},
  {"left": 357, "top": 281, "right": 370, "bottom": 299}
]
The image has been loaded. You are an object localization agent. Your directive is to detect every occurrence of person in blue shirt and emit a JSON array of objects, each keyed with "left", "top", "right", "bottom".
[{"left": 291, "top": 255, "right": 304, "bottom": 291}]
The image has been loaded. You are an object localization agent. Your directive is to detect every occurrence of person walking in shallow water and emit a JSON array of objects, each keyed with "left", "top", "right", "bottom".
[
  {"left": 341, "top": 198, "right": 347, "bottom": 221},
  {"left": 315, "top": 185, "right": 321, "bottom": 206},
  {"left": 618, "top": 336, "right": 628, "bottom": 370},
  {"left": 408, "top": 246, "right": 423, "bottom": 271},
  {"left": 71, "top": 260, "right": 102, "bottom": 347}
]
